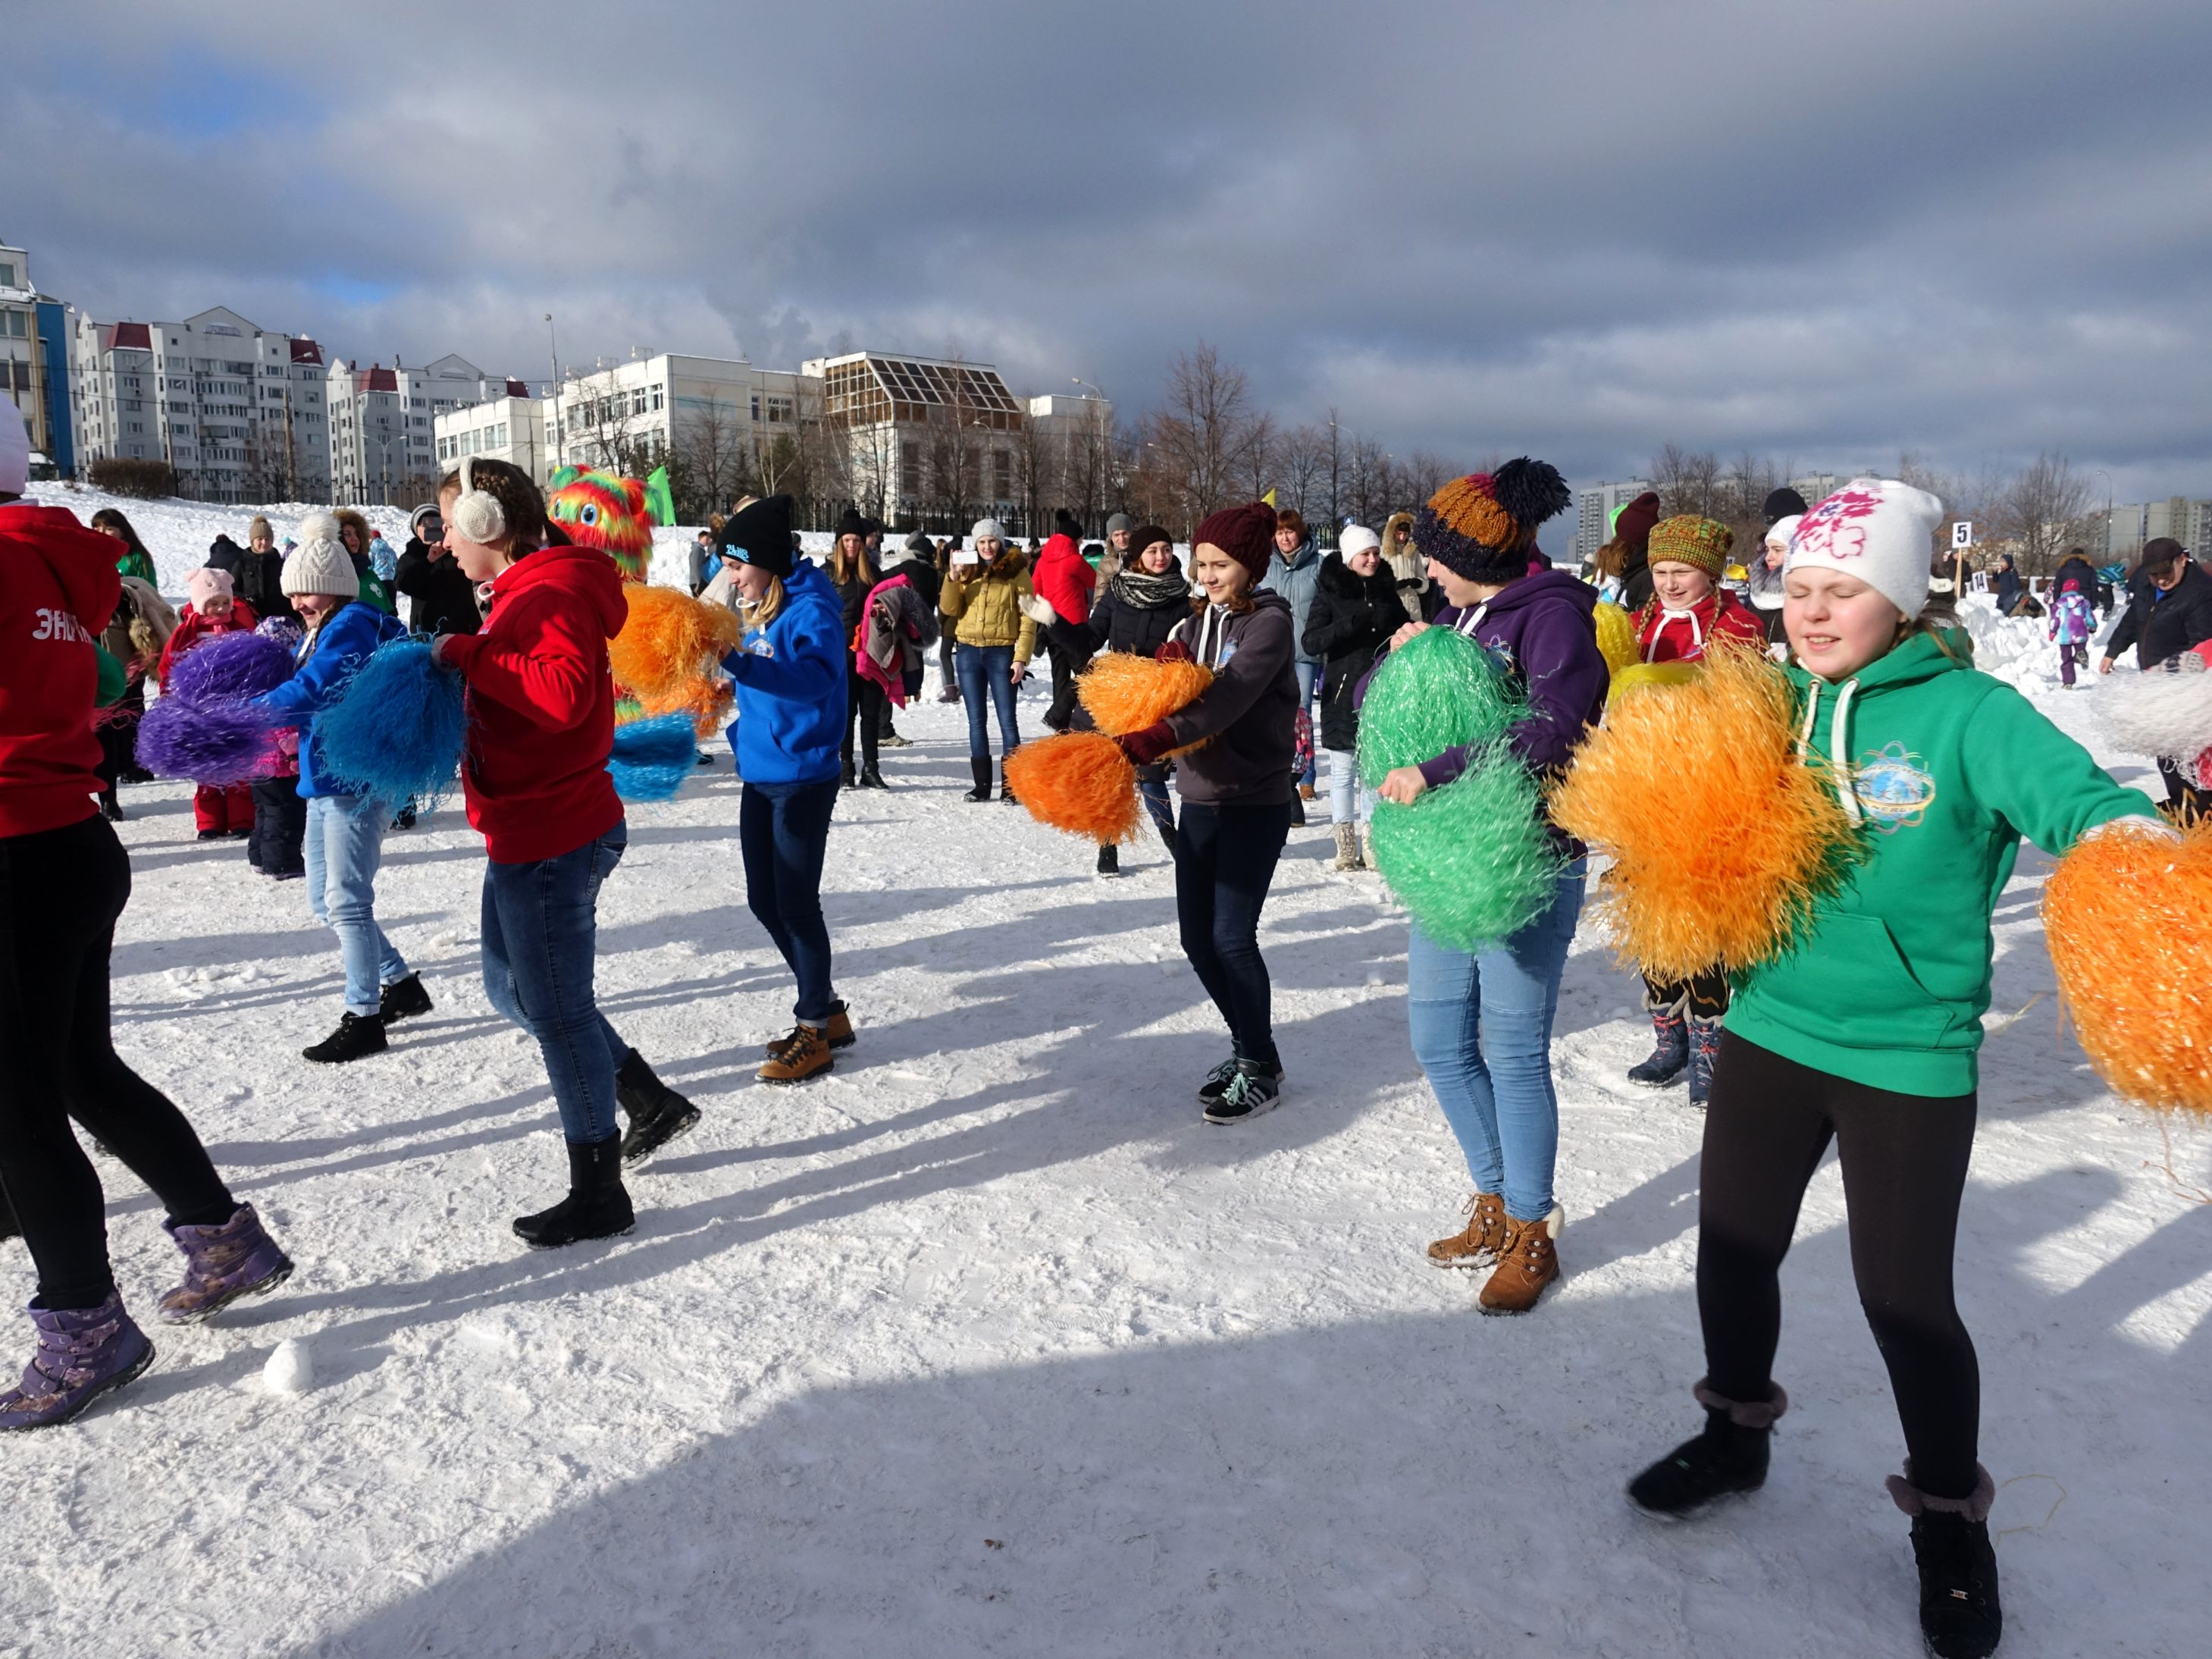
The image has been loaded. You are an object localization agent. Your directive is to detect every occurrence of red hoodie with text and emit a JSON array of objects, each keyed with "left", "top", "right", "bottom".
[
  {"left": 1, "top": 504, "right": 123, "bottom": 838},
  {"left": 439, "top": 541, "right": 625, "bottom": 863}
]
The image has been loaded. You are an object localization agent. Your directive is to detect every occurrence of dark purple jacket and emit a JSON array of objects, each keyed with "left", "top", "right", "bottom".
[
  {"left": 1414, "top": 569, "right": 1606, "bottom": 788},
  {"left": 1162, "top": 591, "right": 1298, "bottom": 808}
]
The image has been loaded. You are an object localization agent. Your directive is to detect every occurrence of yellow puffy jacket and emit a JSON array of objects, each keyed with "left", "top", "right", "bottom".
[{"left": 939, "top": 549, "right": 1038, "bottom": 663}]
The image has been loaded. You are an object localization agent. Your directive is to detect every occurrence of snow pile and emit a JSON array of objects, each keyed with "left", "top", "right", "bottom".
[{"left": 1957, "top": 592, "right": 2060, "bottom": 691}]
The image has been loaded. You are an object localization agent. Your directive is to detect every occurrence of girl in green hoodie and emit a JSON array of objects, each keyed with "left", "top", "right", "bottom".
[{"left": 1625, "top": 479, "right": 2168, "bottom": 1659}]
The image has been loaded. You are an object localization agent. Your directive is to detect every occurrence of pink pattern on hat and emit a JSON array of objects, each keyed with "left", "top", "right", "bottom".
[{"left": 1792, "top": 488, "right": 1882, "bottom": 562}]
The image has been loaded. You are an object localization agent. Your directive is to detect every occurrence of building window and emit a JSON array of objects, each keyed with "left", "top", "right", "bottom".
[
  {"left": 631, "top": 389, "right": 647, "bottom": 416},
  {"left": 2, "top": 312, "right": 25, "bottom": 337},
  {"left": 0, "top": 263, "right": 14, "bottom": 286},
  {"left": 650, "top": 384, "right": 664, "bottom": 412},
  {"left": 750, "top": 394, "right": 761, "bottom": 422}
]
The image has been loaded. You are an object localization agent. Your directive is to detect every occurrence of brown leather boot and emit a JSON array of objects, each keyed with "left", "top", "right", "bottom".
[
  {"left": 765, "top": 1002, "right": 854, "bottom": 1058},
  {"left": 1478, "top": 1206, "right": 1562, "bottom": 1314},
  {"left": 757, "top": 1024, "right": 835, "bottom": 1085},
  {"left": 1426, "top": 1191, "right": 1507, "bottom": 1269}
]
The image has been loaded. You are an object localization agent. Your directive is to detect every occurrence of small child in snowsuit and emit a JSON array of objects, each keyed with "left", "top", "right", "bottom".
[
  {"left": 2048, "top": 575, "right": 2094, "bottom": 688},
  {"left": 156, "top": 567, "right": 261, "bottom": 839}
]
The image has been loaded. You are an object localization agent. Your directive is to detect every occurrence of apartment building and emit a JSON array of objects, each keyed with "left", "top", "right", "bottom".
[
  {"left": 434, "top": 394, "right": 548, "bottom": 486},
  {"left": 0, "top": 243, "right": 56, "bottom": 465},
  {"left": 1574, "top": 479, "right": 1653, "bottom": 566},
  {"left": 67, "top": 305, "right": 332, "bottom": 501},
  {"left": 2098, "top": 497, "right": 2212, "bottom": 561},
  {"left": 328, "top": 355, "right": 527, "bottom": 506},
  {"left": 551, "top": 351, "right": 816, "bottom": 481}
]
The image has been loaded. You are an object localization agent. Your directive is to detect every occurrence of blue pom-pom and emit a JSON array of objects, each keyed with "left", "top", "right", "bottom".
[
  {"left": 166, "top": 630, "right": 297, "bottom": 707},
  {"left": 314, "top": 638, "right": 468, "bottom": 808},
  {"left": 137, "top": 696, "right": 278, "bottom": 785},
  {"left": 607, "top": 713, "right": 698, "bottom": 802}
]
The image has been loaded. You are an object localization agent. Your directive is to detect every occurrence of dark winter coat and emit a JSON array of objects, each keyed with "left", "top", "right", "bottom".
[
  {"left": 1302, "top": 553, "right": 1410, "bottom": 751},
  {"left": 888, "top": 550, "right": 942, "bottom": 613},
  {"left": 1054, "top": 568, "right": 1191, "bottom": 663},
  {"left": 1161, "top": 591, "right": 1299, "bottom": 808},
  {"left": 393, "top": 536, "right": 484, "bottom": 637},
  {"left": 206, "top": 535, "right": 287, "bottom": 616},
  {"left": 1994, "top": 557, "right": 2022, "bottom": 614},
  {"left": 2107, "top": 560, "right": 2212, "bottom": 670},
  {"left": 2054, "top": 554, "right": 2099, "bottom": 609}
]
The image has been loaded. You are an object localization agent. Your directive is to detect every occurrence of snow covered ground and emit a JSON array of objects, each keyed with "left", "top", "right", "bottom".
[{"left": 5, "top": 491, "right": 2207, "bottom": 1657}]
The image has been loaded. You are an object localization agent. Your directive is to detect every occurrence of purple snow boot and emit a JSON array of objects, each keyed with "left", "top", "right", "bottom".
[
  {"left": 0, "top": 1294, "right": 155, "bottom": 1431},
  {"left": 158, "top": 1203, "right": 293, "bottom": 1325}
]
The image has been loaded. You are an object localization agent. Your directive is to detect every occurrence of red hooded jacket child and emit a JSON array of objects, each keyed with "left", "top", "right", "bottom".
[
  {"left": 439, "top": 541, "right": 625, "bottom": 864},
  {"left": 1634, "top": 588, "right": 1766, "bottom": 665},
  {"left": 1032, "top": 533, "right": 1098, "bottom": 625},
  {"left": 0, "top": 504, "right": 121, "bottom": 839}
]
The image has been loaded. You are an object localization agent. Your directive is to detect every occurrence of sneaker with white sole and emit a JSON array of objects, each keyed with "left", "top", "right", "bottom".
[{"left": 1202, "top": 1060, "right": 1281, "bottom": 1124}]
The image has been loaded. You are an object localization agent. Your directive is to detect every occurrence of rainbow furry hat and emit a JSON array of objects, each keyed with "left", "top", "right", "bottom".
[{"left": 1412, "top": 459, "right": 1573, "bottom": 583}]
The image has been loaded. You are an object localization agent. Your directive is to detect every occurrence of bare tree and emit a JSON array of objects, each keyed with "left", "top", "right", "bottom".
[
  {"left": 1147, "top": 342, "right": 1267, "bottom": 522},
  {"left": 670, "top": 396, "right": 743, "bottom": 522},
  {"left": 1649, "top": 443, "right": 1725, "bottom": 518},
  {"left": 1274, "top": 424, "right": 1331, "bottom": 524},
  {"left": 1402, "top": 450, "right": 1454, "bottom": 508},
  {"left": 1991, "top": 450, "right": 2094, "bottom": 578}
]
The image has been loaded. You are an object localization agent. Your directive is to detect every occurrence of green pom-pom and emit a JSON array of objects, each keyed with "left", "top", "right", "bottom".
[
  {"left": 1371, "top": 751, "right": 1563, "bottom": 951},
  {"left": 1359, "top": 626, "right": 1524, "bottom": 786}
]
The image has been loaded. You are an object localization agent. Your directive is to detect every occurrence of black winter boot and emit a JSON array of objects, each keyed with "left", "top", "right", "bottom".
[
  {"left": 1627, "top": 1381, "right": 1785, "bottom": 1519},
  {"left": 616, "top": 1052, "right": 702, "bottom": 1165},
  {"left": 857, "top": 764, "right": 888, "bottom": 789},
  {"left": 1000, "top": 762, "right": 1019, "bottom": 804},
  {"left": 302, "top": 1011, "right": 386, "bottom": 1064},
  {"left": 966, "top": 757, "right": 994, "bottom": 801},
  {"left": 513, "top": 1136, "right": 634, "bottom": 1248},
  {"left": 378, "top": 973, "right": 433, "bottom": 1024},
  {"left": 1628, "top": 992, "right": 1690, "bottom": 1086},
  {"left": 1891, "top": 1464, "right": 2002, "bottom": 1659},
  {"left": 1096, "top": 843, "right": 1119, "bottom": 877}
]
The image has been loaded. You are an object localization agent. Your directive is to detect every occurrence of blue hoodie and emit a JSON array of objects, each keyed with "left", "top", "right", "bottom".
[
  {"left": 252, "top": 600, "right": 408, "bottom": 798},
  {"left": 720, "top": 560, "right": 848, "bottom": 786}
]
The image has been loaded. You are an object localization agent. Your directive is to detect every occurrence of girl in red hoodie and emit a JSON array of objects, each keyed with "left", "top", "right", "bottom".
[
  {"left": 1625, "top": 514, "right": 1768, "bottom": 1105},
  {"left": 156, "top": 565, "right": 261, "bottom": 839},
  {"left": 431, "top": 460, "right": 698, "bottom": 1247},
  {"left": 0, "top": 463, "right": 290, "bottom": 1428}
]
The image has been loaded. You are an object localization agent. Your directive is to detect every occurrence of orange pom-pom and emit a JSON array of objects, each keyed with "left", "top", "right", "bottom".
[
  {"left": 1077, "top": 652, "right": 1214, "bottom": 737},
  {"left": 2044, "top": 819, "right": 2212, "bottom": 1114},
  {"left": 1003, "top": 732, "right": 1142, "bottom": 843},
  {"left": 638, "top": 674, "right": 734, "bottom": 738},
  {"left": 609, "top": 585, "right": 742, "bottom": 700},
  {"left": 1549, "top": 641, "right": 1858, "bottom": 979}
]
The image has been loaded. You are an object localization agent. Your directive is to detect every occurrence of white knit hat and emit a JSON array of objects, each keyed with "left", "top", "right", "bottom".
[
  {"left": 970, "top": 517, "right": 1007, "bottom": 545},
  {"left": 0, "top": 405, "right": 29, "bottom": 495},
  {"left": 1339, "top": 525, "right": 1383, "bottom": 558},
  {"left": 1784, "top": 479, "right": 1944, "bottom": 620},
  {"left": 1763, "top": 513, "right": 1802, "bottom": 556},
  {"left": 281, "top": 522, "right": 359, "bottom": 598}
]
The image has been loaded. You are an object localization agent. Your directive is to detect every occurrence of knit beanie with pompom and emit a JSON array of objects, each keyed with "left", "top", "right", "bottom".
[
  {"left": 281, "top": 516, "right": 359, "bottom": 599},
  {"left": 1413, "top": 459, "right": 1574, "bottom": 583}
]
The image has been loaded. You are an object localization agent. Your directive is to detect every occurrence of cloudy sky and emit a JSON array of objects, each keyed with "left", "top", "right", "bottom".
[{"left": 18, "top": 0, "right": 2211, "bottom": 498}]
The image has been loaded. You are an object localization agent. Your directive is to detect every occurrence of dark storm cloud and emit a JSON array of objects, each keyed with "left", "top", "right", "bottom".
[{"left": 16, "top": 0, "right": 2212, "bottom": 497}]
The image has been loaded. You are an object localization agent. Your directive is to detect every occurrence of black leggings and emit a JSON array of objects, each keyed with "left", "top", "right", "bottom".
[
  {"left": 0, "top": 814, "right": 233, "bottom": 1309},
  {"left": 1174, "top": 801, "right": 1291, "bottom": 1068},
  {"left": 841, "top": 673, "right": 884, "bottom": 773},
  {"left": 1645, "top": 965, "right": 1729, "bottom": 1018},
  {"left": 1698, "top": 1031, "right": 1980, "bottom": 1498}
]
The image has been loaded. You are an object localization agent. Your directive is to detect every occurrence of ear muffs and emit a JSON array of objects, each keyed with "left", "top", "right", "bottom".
[{"left": 450, "top": 456, "right": 507, "bottom": 546}]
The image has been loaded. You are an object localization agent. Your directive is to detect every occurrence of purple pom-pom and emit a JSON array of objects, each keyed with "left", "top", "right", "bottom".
[
  {"left": 165, "top": 629, "right": 298, "bottom": 707},
  {"left": 136, "top": 696, "right": 279, "bottom": 785}
]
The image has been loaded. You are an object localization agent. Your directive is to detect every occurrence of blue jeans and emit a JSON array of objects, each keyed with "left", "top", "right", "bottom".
[
  {"left": 1175, "top": 800, "right": 1292, "bottom": 1067},
  {"left": 305, "top": 793, "right": 409, "bottom": 1016},
  {"left": 1137, "top": 769, "right": 1175, "bottom": 840},
  {"left": 741, "top": 779, "right": 839, "bottom": 1024},
  {"left": 1324, "top": 748, "right": 1372, "bottom": 826},
  {"left": 1294, "top": 660, "right": 1321, "bottom": 787},
  {"left": 957, "top": 642, "right": 1021, "bottom": 760},
  {"left": 481, "top": 823, "right": 631, "bottom": 1145},
  {"left": 1406, "top": 861, "right": 1586, "bottom": 1220}
]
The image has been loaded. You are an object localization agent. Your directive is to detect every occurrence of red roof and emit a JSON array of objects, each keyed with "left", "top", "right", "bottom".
[
  {"left": 111, "top": 321, "right": 152, "bottom": 351},
  {"left": 364, "top": 364, "right": 399, "bottom": 392},
  {"left": 290, "top": 337, "right": 323, "bottom": 365},
  {"left": 505, "top": 378, "right": 531, "bottom": 397}
]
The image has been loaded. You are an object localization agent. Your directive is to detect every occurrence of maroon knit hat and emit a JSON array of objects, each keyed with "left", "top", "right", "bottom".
[
  {"left": 1192, "top": 501, "right": 1279, "bottom": 582},
  {"left": 1614, "top": 491, "right": 1661, "bottom": 550}
]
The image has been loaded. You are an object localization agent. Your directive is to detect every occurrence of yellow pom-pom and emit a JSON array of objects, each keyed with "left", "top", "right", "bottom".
[
  {"left": 1003, "top": 732, "right": 1142, "bottom": 843},
  {"left": 1593, "top": 601, "right": 1639, "bottom": 676},
  {"left": 1606, "top": 659, "right": 1701, "bottom": 704},
  {"left": 1077, "top": 653, "right": 1214, "bottom": 737},
  {"left": 2045, "top": 819, "right": 2212, "bottom": 1114},
  {"left": 609, "top": 586, "right": 742, "bottom": 701},
  {"left": 1549, "top": 641, "right": 1857, "bottom": 979}
]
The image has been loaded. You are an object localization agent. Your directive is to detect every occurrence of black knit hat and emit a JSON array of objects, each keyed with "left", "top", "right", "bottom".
[
  {"left": 720, "top": 494, "right": 796, "bottom": 578},
  {"left": 1762, "top": 486, "right": 1809, "bottom": 524},
  {"left": 834, "top": 506, "right": 867, "bottom": 541}
]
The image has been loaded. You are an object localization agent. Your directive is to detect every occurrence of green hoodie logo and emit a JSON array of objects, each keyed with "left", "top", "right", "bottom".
[{"left": 1853, "top": 741, "right": 1938, "bottom": 833}]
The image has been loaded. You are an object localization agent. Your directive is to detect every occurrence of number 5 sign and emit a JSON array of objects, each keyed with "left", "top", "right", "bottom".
[{"left": 1951, "top": 520, "right": 1974, "bottom": 550}]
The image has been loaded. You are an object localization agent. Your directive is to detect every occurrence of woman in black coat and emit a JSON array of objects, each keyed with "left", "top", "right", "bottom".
[
  {"left": 1024, "top": 525, "right": 1191, "bottom": 870},
  {"left": 1300, "top": 529, "right": 1409, "bottom": 870}
]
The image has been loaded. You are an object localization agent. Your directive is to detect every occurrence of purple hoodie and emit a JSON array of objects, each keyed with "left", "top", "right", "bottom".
[{"left": 1358, "top": 567, "right": 1606, "bottom": 828}]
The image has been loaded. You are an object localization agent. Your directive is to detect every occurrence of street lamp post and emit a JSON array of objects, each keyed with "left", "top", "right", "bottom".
[
  {"left": 545, "top": 314, "right": 566, "bottom": 469},
  {"left": 2091, "top": 466, "right": 2113, "bottom": 563}
]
